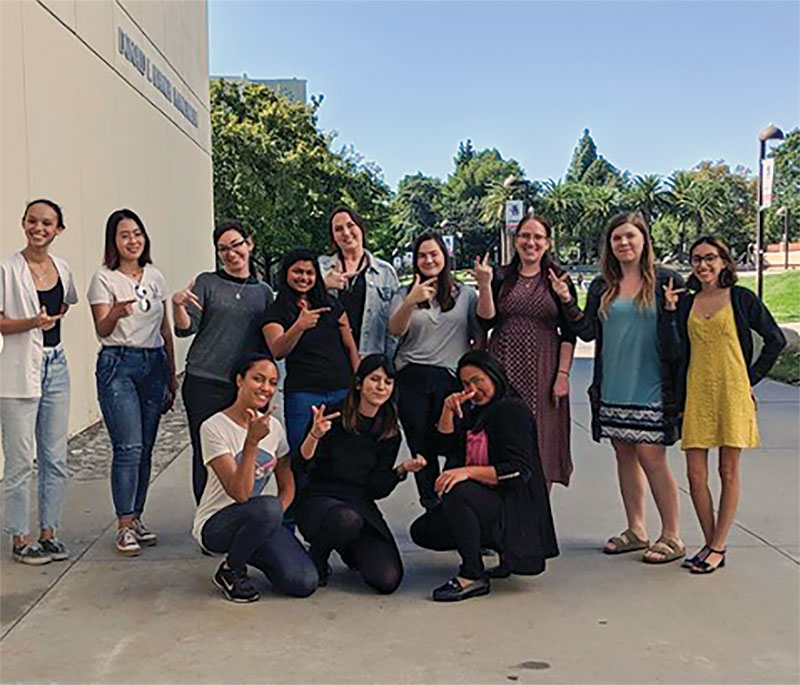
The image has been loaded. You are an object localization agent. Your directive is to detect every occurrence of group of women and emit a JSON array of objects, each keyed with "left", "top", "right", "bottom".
[{"left": 0, "top": 198, "right": 785, "bottom": 604}]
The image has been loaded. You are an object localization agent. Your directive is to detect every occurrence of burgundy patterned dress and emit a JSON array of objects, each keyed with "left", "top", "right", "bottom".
[{"left": 488, "top": 273, "right": 573, "bottom": 486}]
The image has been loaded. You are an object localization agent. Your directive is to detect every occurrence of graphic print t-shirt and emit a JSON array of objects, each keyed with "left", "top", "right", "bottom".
[{"left": 192, "top": 411, "right": 289, "bottom": 544}]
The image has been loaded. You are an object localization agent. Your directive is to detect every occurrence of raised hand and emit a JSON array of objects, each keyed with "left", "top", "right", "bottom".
[
  {"left": 662, "top": 277, "right": 685, "bottom": 311},
  {"left": 309, "top": 403, "right": 341, "bottom": 439},
  {"left": 442, "top": 389, "right": 476, "bottom": 419},
  {"left": 405, "top": 274, "right": 438, "bottom": 306},
  {"left": 35, "top": 305, "right": 62, "bottom": 331},
  {"left": 245, "top": 406, "right": 273, "bottom": 442},
  {"left": 324, "top": 265, "right": 357, "bottom": 291},
  {"left": 547, "top": 269, "right": 572, "bottom": 303},
  {"left": 172, "top": 279, "right": 203, "bottom": 311},
  {"left": 295, "top": 301, "right": 331, "bottom": 331},
  {"left": 470, "top": 253, "right": 493, "bottom": 289}
]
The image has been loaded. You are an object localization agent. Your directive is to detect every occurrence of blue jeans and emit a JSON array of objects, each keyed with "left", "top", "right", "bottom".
[
  {"left": 96, "top": 346, "right": 168, "bottom": 518},
  {"left": 1, "top": 346, "right": 70, "bottom": 537},
  {"left": 283, "top": 388, "right": 350, "bottom": 456}
]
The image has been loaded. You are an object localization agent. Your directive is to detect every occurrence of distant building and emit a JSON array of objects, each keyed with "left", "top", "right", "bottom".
[
  {"left": 765, "top": 241, "right": 800, "bottom": 269},
  {"left": 212, "top": 74, "right": 307, "bottom": 103}
]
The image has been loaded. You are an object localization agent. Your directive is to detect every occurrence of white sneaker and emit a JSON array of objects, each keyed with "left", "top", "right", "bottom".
[{"left": 115, "top": 527, "right": 141, "bottom": 556}]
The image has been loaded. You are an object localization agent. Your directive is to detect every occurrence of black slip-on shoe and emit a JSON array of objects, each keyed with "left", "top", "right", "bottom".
[
  {"left": 432, "top": 577, "right": 490, "bottom": 602},
  {"left": 486, "top": 561, "right": 511, "bottom": 579}
]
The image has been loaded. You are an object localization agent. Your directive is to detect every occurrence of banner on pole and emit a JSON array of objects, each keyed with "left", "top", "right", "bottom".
[
  {"left": 505, "top": 200, "right": 524, "bottom": 233},
  {"left": 762, "top": 158, "right": 775, "bottom": 209}
]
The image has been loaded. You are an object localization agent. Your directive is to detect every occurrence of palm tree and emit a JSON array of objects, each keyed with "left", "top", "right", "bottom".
[
  {"left": 538, "top": 179, "right": 579, "bottom": 259},
  {"left": 578, "top": 185, "right": 620, "bottom": 263},
  {"left": 665, "top": 172, "right": 723, "bottom": 259},
  {"left": 625, "top": 174, "right": 667, "bottom": 224}
]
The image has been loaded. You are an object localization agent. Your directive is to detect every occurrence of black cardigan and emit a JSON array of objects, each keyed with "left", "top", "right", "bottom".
[
  {"left": 674, "top": 285, "right": 786, "bottom": 410},
  {"left": 478, "top": 268, "right": 578, "bottom": 345},
  {"left": 439, "top": 396, "right": 559, "bottom": 575},
  {"left": 563, "top": 267, "right": 684, "bottom": 444},
  {"left": 298, "top": 420, "right": 403, "bottom": 545}
]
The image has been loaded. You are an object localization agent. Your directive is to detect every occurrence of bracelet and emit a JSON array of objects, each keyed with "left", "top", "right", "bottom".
[
  {"left": 558, "top": 370, "right": 570, "bottom": 377},
  {"left": 310, "top": 430, "right": 324, "bottom": 440}
]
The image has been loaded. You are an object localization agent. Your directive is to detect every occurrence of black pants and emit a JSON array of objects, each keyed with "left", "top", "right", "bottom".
[
  {"left": 410, "top": 481, "right": 503, "bottom": 580},
  {"left": 183, "top": 374, "right": 237, "bottom": 504},
  {"left": 397, "top": 364, "right": 461, "bottom": 510},
  {"left": 201, "top": 496, "right": 318, "bottom": 597},
  {"left": 297, "top": 495, "right": 403, "bottom": 594}
]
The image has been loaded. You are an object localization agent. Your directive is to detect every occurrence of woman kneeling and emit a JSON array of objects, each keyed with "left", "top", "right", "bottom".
[
  {"left": 191, "top": 353, "right": 318, "bottom": 602},
  {"left": 411, "top": 351, "right": 559, "bottom": 602},
  {"left": 297, "top": 354, "right": 426, "bottom": 593}
]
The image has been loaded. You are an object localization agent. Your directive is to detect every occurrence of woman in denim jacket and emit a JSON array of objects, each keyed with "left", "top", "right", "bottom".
[{"left": 319, "top": 206, "right": 400, "bottom": 358}]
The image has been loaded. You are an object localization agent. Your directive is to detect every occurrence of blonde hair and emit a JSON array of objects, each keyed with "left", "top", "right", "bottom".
[{"left": 599, "top": 211, "right": 656, "bottom": 318}]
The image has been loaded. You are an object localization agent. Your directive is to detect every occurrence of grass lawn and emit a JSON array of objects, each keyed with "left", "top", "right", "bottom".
[{"left": 735, "top": 271, "right": 800, "bottom": 323}]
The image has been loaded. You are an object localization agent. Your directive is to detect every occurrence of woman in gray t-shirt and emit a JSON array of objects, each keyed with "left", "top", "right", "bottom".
[
  {"left": 172, "top": 220, "right": 274, "bottom": 504},
  {"left": 388, "top": 232, "right": 485, "bottom": 511}
]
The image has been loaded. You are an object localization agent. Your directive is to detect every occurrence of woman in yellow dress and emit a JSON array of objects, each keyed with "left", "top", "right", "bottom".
[{"left": 676, "top": 236, "right": 785, "bottom": 574}]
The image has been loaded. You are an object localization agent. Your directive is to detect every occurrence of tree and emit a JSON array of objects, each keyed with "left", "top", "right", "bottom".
[
  {"left": 566, "top": 129, "right": 598, "bottom": 183},
  {"left": 624, "top": 174, "right": 668, "bottom": 225},
  {"left": 536, "top": 179, "right": 581, "bottom": 259},
  {"left": 210, "top": 79, "right": 392, "bottom": 271},
  {"left": 766, "top": 128, "right": 800, "bottom": 244},
  {"left": 390, "top": 173, "right": 443, "bottom": 247}
]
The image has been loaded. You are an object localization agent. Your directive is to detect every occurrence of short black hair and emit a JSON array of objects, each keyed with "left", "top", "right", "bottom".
[
  {"left": 213, "top": 219, "right": 251, "bottom": 246},
  {"left": 230, "top": 352, "right": 278, "bottom": 386}
]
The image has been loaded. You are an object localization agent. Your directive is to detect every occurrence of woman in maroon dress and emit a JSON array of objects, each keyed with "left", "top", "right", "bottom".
[{"left": 474, "top": 215, "right": 578, "bottom": 488}]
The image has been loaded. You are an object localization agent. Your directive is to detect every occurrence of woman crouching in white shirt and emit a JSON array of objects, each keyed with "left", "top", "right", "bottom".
[
  {"left": 1, "top": 199, "right": 78, "bottom": 565},
  {"left": 192, "top": 353, "right": 318, "bottom": 602}
]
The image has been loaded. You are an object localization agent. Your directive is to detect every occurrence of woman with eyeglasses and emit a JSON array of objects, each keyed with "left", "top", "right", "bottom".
[
  {"left": 88, "top": 209, "right": 176, "bottom": 556},
  {"left": 172, "top": 220, "right": 274, "bottom": 504},
  {"left": 675, "top": 236, "right": 785, "bottom": 574}
]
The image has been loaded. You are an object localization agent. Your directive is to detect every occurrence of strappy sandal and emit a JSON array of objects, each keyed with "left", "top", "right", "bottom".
[
  {"left": 682, "top": 545, "right": 710, "bottom": 569},
  {"left": 690, "top": 548, "right": 726, "bottom": 574},
  {"left": 642, "top": 536, "right": 686, "bottom": 564},
  {"left": 603, "top": 529, "right": 650, "bottom": 555}
]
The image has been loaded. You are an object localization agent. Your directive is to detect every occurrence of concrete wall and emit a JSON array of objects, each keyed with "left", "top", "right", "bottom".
[{"left": 0, "top": 0, "right": 214, "bottom": 437}]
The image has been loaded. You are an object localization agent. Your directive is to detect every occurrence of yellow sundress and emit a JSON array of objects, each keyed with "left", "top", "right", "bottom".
[{"left": 682, "top": 302, "right": 759, "bottom": 449}]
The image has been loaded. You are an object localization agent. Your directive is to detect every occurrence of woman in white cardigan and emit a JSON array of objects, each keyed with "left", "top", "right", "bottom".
[{"left": 0, "top": 199, "right": 78, "bottom": 565}]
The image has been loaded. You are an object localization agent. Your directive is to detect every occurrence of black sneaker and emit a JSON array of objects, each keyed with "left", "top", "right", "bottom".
[
  {"left": 432, "top": 576, "right": 490, "bottom": 602},
  {"left": 213, "top": 562, "right": 259, "bottom": 603},
  {"left": 38, "top": 538, "right": 70, "bottom": 561},
  {"left": 12, "top": 542, "right": 52, "bottom": 566}
]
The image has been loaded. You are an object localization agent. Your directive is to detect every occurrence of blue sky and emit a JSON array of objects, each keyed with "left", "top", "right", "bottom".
[{"left": 209, "top": 1, "right": 800, "bottom": 190}]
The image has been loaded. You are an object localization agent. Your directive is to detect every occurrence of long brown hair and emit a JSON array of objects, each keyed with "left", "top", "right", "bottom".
[
  {"left": 599, "top": 211, "right": 656, "bottom": 318},
  {"left": 498, "top": 215, "right": 562, "bottom": 303},
  {"left": 412, "top": 231, "right": 457, "bottom": 312},
  {"left": 342, "top": 355, "right": 399, "bottom": 440}
]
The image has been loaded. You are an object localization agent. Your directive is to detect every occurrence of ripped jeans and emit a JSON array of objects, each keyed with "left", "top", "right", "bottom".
[{"left": 96, "top": 346, "right": 168, "bottom": 518}]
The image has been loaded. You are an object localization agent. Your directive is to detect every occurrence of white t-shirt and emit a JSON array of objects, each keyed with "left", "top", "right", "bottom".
[
  {"left": 87, "top": 265, "right": 167, "bottom": 347},
  {"left": 192, "top": 411, "right": 290, "bottom": 545}
]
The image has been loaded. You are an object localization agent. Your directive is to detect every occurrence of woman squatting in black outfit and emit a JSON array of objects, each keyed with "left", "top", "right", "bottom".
[
  {"left": 410, "top": 351, "right": 559, "bottom": 602},
  {"left": 296, "top": 354, "right": 426, "bottom": 593}
]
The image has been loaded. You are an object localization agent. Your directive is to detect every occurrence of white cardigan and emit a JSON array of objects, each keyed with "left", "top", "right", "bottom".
[{"left": 0, "top": 251, "right": 78, "bottom": 398}]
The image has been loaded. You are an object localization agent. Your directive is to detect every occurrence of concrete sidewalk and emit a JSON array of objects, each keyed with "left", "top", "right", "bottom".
[{"left": 1, "top": 360, "right": 798, "bottom": 684}]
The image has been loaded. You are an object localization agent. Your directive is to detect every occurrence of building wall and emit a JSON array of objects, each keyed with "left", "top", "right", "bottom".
[{"left": 0, "top": 0, "right": 214, "bottom": 439}]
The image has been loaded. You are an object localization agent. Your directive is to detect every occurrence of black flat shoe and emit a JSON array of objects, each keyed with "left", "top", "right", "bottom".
[
  {"left": 486, "top": 560, "right": 511, "bottom": 579},
  {"left": 682, "top": 545, "right": 710, "bottom": 569},
  {"left": 690, "top": 548, "right": 726, "bottom": 574},
  {"left": 432, "top": 577, "right": 490, "bottom": 602}
]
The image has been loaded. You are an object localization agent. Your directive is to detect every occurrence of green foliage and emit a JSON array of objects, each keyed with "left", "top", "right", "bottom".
[
  {"left": 390, "top": 173, "right": 444, "bottom": 247},
  {"left": 566, "top": 129, "right": 598, "bottom": 183},
  {"left": 765, "top": 129, "right": 800, "bottom": 245},
  {"left": 650, "top": 214, "right": 682, "bottom": 260},
  {"left": 209, "top": 79, "right": 392, "bottom": 270}
]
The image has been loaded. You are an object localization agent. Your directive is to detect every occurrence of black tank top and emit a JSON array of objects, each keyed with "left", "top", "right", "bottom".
[{"left": 37, "top": 277, "right": 64, "bottom": 347}]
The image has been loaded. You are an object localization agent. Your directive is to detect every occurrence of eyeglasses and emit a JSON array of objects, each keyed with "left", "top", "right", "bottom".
[
  {"left": 217, "top": 239, "right": 246, "bottom": 255},
  {"left": 691, "top": 254, "right": 720, "bottom": 266},
  {"left": 134, "top": 283, "right": 152, "bottom": 313}
]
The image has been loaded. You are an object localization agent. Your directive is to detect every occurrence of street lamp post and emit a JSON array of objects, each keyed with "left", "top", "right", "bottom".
[
  {"left": 776, "top": 206, "right": 790, "bottom": 271},
  {"left": 756, "top": 123, "right": 784, "bottom": 299}
]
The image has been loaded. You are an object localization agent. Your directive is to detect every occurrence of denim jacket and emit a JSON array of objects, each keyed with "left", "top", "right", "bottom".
[{"left": 318, "top": 250, "right": 400, "bottom": 358}]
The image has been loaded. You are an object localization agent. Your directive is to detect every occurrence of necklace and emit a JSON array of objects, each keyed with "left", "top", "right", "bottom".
[{"left": 230, "top": 278, "right": 249, "bottom": 300}]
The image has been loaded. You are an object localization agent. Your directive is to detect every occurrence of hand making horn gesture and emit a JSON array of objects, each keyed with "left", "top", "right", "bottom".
[
  {"left": 547, "top": 268, "right": 572, "bottom": 303},
  {"left": 442, "top": 389, "right": 477, "bottom": 419},
  {"left": 34, "top": 305, "right": 63, "bottom": 331},
  {"left": 245, "top": 406, "right": 274, "bottom": 442},
  {"left": 309, "top": 403, "right": 342, "bottom": 440},
  {"left": 172, "top": 279, "right": 203, "bottom": 311},
  {"left": 405, "top": 274, "right": 438, "bottom": 305},
  {"left": 469, "top": 252, "right": 493, "bottom": 289},
  {"left": 295, "top": 300, "right": 331, "bottom": 331},
  {"left": 324, "top": 264, "right": 358, "bottom": 291},
  {"left": 662, "top": 277, "right": 685, "bottom": 311}
]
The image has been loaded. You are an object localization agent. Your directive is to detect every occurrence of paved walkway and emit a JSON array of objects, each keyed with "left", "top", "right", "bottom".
[{"left": 1, "top": 361, "right": 798, "bottom": 684}]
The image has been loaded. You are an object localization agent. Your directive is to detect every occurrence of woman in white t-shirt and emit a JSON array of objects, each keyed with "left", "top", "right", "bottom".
[
  {"left": 193, "top": 353, "right": 318, "bottom": 603},
  {"left": 88, "top": 209, "right": 176, "bottom": 557},
  {"left": 1, "top": 199, "right": 78, "bottom": 565}
]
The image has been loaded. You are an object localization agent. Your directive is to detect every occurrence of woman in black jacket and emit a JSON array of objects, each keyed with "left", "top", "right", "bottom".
[
  {"left": 676, "top": 236, "right": 785, "bottom": 573},
  {"left": 410, "top": 351, "right": 558, "bottom": 602},
  {"left": 296, "top": 354, "right": 426, "bottom": 593}
]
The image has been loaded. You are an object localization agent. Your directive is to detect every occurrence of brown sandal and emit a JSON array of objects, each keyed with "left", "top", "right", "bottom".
[
  {"left": 643, "top": 536, "right": 686, "bottom": 564},
  {"left": 603, "top": 529, "right": 650, "bottom": 555}
]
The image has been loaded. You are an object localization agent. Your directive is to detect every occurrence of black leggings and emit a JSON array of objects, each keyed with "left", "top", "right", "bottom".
[
  {"left": 410, "top": 481, "right": 503, "bottom": 580},
  {"left": 201, "top": 496, "right": 318, "bottom": 597},
  {"left": 297, "top": 496, "right": 403, "bottom": 594},
  {"left": 182, "top": 374, "right": 237, "bottom": 504},
  {"left": 396, "top": 364, "right": 461, "bottom": 510}
]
